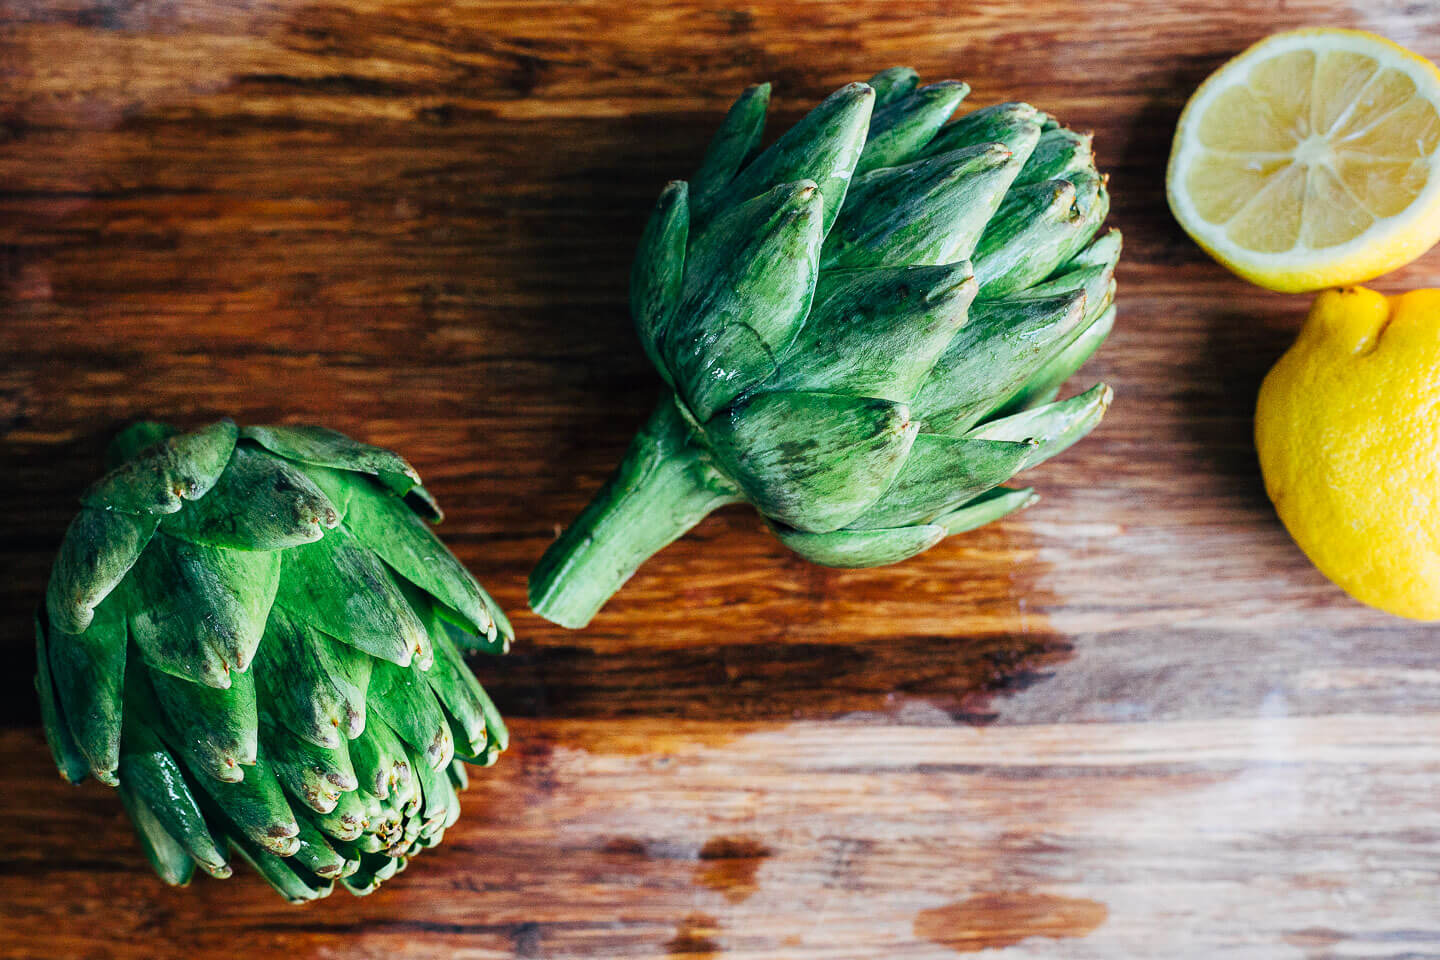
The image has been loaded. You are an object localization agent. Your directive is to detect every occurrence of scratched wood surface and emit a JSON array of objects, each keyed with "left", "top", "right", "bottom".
[{"left": 5, "top": 1, "right": 1440, "bottom": 957}]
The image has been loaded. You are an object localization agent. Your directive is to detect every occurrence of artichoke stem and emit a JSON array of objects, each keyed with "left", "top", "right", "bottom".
[{"left": 529, "top": 398, "right": 742, "bottom": 628}]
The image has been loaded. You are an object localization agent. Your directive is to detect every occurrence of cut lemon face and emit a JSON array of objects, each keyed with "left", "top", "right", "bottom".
[{"left": 1168, "top": 28, "right": 1440, "bottom": 292}]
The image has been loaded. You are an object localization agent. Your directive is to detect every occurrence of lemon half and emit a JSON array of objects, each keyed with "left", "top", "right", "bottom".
[{"left": 1168, "top": 29, "right": 1440, "bottom": 292}]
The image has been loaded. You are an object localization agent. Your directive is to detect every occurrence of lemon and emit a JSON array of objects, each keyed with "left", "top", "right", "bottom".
[
  {"left": 1256, "top": 286, "right": 1440, "bottom": 619},
  {"left": 1168, "top": 29, "right": 1440, "bottom": 292}
]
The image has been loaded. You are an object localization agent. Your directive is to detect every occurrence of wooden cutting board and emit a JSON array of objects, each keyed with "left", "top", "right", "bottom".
[{"left": 4, "top": 2, "right": 1440, "bottom": 957}]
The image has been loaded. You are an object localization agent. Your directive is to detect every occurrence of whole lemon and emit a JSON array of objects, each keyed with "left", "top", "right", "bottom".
[{"left": 1256, "top": 286, "right": 1440, "bottom": 619}]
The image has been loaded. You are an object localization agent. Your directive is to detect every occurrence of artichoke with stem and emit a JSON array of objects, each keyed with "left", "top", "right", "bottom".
[
  {"left": 36, "top": 419, "right": 511, "bottom": 900},
  {"left": 530, "top": 67, "right": 1119, "bottom": 628}
]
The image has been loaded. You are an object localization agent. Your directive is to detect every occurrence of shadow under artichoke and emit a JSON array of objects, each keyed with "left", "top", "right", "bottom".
[{"left": 36, "top": 418, "right": 512, "bottom": 901}]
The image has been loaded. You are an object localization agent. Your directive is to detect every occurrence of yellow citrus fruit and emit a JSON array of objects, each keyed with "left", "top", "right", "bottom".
[
  {"left": 1256, "top": 286, "right": 1440, "bottom": 618},
  {"left": 1168, "top": 28, "right": 1440, "bottom": 292}
]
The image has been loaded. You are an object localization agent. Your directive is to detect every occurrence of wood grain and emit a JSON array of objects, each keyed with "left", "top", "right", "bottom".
[{"left": 4, "top": 1, "right": 1440, "bottom": 957}]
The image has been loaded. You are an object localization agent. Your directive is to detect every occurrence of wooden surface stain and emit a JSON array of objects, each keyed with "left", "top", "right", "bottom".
[
  {"left": 696, "top": 835, "right": 772, "bottom": 903},
  {"left": 914, "top": 892, "right": 1109, "bottom": 953},
  {"left": 666, "top": 912, "right": 722, "bottom": 959}
]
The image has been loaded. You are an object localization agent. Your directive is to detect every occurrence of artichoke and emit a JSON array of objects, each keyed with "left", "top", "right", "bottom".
[
  {"left": 35, "top": 419, "right": 512, "bottom": 901},
  {"left": 530, "top": 67, "right": 1119, "bottom": 627}
]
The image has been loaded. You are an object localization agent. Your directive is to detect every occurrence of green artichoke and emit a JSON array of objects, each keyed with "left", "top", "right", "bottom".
[
  {"left": 36, "top": 419, "right": 511, "bottom": 901},
  {"left": 530, "top": 67, "right": 1119, "bottom": 628}
]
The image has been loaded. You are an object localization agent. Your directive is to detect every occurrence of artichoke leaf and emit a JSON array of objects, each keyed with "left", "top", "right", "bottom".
[
  {"left": 118, "top": 715, "right": 231, "bottom": 877},
  {"left": 666, "top": 180, "right": 824, "bottom": 421},
  {"left": 35, "top": 615, "right": 91, "bottom": 785},
  {"left": 631, "top": 180, "right": 689, "bottom": 384},
  {"left": 289, "top": 816, "right": 354, "bottom": 880},
  {"left": 347, "top": 712, "right": 413, "bottom": 801},
  {"left": 405, "top": 741, "right": 460, "bottom": 829},
  {"left": 857, "top": 80, "right": 970, "bottom": 175},
  {"left": 847, "top": 433, "right": 1038, "bottom": 530},
  {"left": 691, "top": 82, "right": 770, "bottom": 201},
  {"left": 160, "top": 444, "right": 338, "bottom": 551},
  {"left": 275, "top": 520, "right": 429, "bottom": 670},
  {"left": 1023, "top": 228, "right": 1121, "bottom": 324},
  {"left": 127, "top": 534, "right": 280, "bottom": 688},
  {"left": 705, "top": 391, "right": 919, "bottom": 534},
  {"left": 436, "top": 605, "right": 509, "bottom": 656},
  {"left": 48, "top": 588, "right": 128, "bottom": 783},
  {"left": 119, "top": 783, "right": 196, "bottom": 887},
  {"left": 934, "top": 486, "right": 1039, "bottom": 536},
  {"left": 84, "top": 419, "right": 238, "bottom": 516},
  {"left": 367, "top": 658, "right": 453, "bottom": 773},
  {"left": 448, "top": 758, "right": 469, "bottom": 791},
  {"left": 923, "top": 102, "right": 1043, "bottom": 160},
  {"left": 774, "top": 521, "right": 946, "bottom": 568},
  {"left": 315, "top": 466, "right": 500, "bottom": 643},
  {"left": 241, "top": 425, "right": 422, "bottom": 504},
  {"left": 999, "top": 304, "right": 1117, "bottom": 415},
  {"left": 260, "top": 709, "right": 358, "bottom": 814},
  {"left": 402, "top": 585, "right": 488, "bottom": 757},
  {"left": 867, "top": 66, "right": 920, "bottom": 106},
  {"left": 822, "top": 143, "right": 1027, "bottom": 270},
  {"left": 695, "top": 80, "right": 874, "bottom": 234},
  {"left": 764, "top": 261, "right": 975, "bottom": 402},
  {"left": 225, "top": 834, "right": 332, "bottom": 903},
  {"left": 969, "top": 383, "right": 1113, "bottom": 472},
  {"left": 46, "top": 508, "right": 156, "bottom": 635},
  {"left": 1023, "top": 266, "right": 1115, "bottom": 327},
  {"left": 973, "top": 173, "right": 1110, "bottom": 299},
  {"left": 1017, "top": 126, "right": 1095, "bottom": 186},
  {"left": 148, "top": 662, "right": 258, "bottom": 783},
  {"left": 306, "top": 786, "right": 368, "bottom": 842},
  {"left": 252, "top": 602, "right": 369, "bottom": 750},
  {"left": 1064, "top": 226, "right": 1123, "bottom": 271},
  {"left": 912, "top": 291, "right": 1087, "bottom": 436},
  {"left": 193, "top": 744, "right": 300, "bottom": 857}
]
